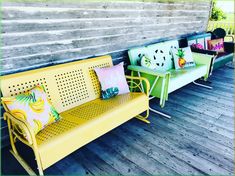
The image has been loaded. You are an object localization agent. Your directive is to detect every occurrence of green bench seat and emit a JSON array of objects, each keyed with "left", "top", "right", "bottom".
[{"left": 168, "top": 64, "right": 207, "bottom": 93}]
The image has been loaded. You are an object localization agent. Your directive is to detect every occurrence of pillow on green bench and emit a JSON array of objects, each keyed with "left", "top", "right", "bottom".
[
  {"left": 1, "top": 85, "right": 61, "bottom": 135},
  {"left": 172, "top": 46, "right": 195, "bottom": 69},
  {"left": 207, "top": 38, "right": 224, "bottom": 52}
]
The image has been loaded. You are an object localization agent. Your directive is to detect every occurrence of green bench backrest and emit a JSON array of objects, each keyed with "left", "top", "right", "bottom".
[
  {"left": 187, "top": 33, "right": 211, "bottom": 50},
  {"left": 128, "top": 40, "right": 179, "bottom": 72}
]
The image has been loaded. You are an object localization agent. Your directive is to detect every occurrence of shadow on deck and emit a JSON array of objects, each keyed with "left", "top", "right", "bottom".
[{"left": 1, "top": 65, "right": 234, "bottom": 175}]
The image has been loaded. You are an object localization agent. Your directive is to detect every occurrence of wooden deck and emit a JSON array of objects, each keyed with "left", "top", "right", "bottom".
[{"left": 1, "top": 65, "right": 234, "bottom": 175}]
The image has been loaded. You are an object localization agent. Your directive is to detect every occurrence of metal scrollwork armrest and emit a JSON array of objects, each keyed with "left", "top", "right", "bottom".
[
  {"left": 125, "top": 75, "right": 150, "bottom": 96},
  {"left": 4, "top": 111, "right": 36, "bottom": 146}
]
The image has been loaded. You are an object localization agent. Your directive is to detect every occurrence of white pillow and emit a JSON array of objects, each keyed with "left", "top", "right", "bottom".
[{"left": 172, "top": 46, "right": 195, "bottom": 69}]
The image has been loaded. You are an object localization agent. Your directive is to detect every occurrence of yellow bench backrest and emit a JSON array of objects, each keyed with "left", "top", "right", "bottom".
[{"left": 1, "top": 55, "right": 113, "bottom": 113}]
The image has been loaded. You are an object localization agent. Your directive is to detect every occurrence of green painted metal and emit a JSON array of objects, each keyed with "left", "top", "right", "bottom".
[
  {"left": 213, "top": 53, "right": 234, "bottom": 70},
  {"left": 146, "top": 40, "right": 179, "bottom": 72},
  {"left": 191, "top": 52, "right": 214, "bottom": 80},
  {"left": 187, "top": 33, "right": 234, "bottom": 70},
  {"left": 128, "top": 40, "right": 214, "bottom": 108},
  {"left": 128, "top": 65, "right": 169, "bottom": 77},
  {"left": 187, "top": 33, "right": 212, "bottom": 50}
]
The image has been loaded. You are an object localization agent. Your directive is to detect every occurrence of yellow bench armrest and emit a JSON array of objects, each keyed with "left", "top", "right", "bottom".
[
  {"left": 125, "top": 75, "right": 150, "bottom": 97},
  {"left": 4, "top": 111, "right": 36, "bottom": 146}
]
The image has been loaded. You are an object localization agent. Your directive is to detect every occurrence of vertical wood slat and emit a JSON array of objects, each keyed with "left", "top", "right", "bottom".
[{"left": 1, "top": 0, "right": 211, "bottom": 147}]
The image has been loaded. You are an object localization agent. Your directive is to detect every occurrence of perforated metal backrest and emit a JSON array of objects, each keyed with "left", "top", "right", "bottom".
[
  {"left": 147, "top": 40, "right": 179, "bottom": 71},
  {"left": 1, "top": 55, "right": 113, "bottom": 113},
  {"left": 128, "top": 46, "right": 148, "bottom": 66},
  {"left": 128, "top": 40, "right": 179, "bottom": 71}
]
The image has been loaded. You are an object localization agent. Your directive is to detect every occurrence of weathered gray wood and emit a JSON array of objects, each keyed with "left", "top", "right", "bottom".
[
  {"left": 151, "top": 101, "right": 234, "bottom": 149},
  {"left": 86, "top": 142, "right": 150, "bottom": 175},
  {"left": 98, "top": 133, "right": 178, "bottom": 175},
  {"left": 182, "top": 88, "right": 233, "bottom": 108},
  {"left": 2, "top": 24, "right": 203, "bottom": 60},
  {"left": 2, "top": 2, "right": 210, "bottom": 11},
  {"left": 2, "top": 16, "right": 205, "bottom": 34},
  {"left": 213, "top": 115, "right": 234, "bottom": 132},
  {"left": 73, "top": 148, "right": 122, "bottom": 175},
  {"left": 1, "top": 28, "right": 202, "bottom": 74},
  {"left": 121, "top": 121, "right": 234, "bottom": 174},
  {"left": 1, "top": 1, "right": 210, "bottom": 74},
  {"left": 110, "top": 128, "right": 206, "bottom": 175},
  {"left": 2, "top": 17, "right": 203, "bottom": 46},
  {"left": 53, "top": 155, "right": 87, "bottom": 175},
  {"left": 187, "top": 84, "right": 234, "bottom": 100},
  {"left": 2, "top": 7, "right": 209, "bottom": 20},
  {"left": 168, "top": 90, "right": 233, "bottom": 119},
  {"left": 159, "top": 100, "right": 234, "bottom": 143},
  {"left": 172, "top": 90, "right": 234, "bottom": 118},
  {"left": 1, "top": 127, "right": 10, "bottom": 149}
]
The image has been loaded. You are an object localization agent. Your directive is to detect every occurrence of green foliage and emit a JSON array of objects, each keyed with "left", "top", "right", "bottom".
[
  {"left": 142, "top": 56, "right": 151, "bottom": 67},
  {"left": 51, "top": 106, "right": 60, "bottom": 121},
  {"left": 210, "top": 0, "right": 226, "bottom": 21},
  {"left": 16, "top": 92, "right": 36, "bottom": 103},
  {"left": 101, "top": 87, "right": 119, "bottom": 100},
  {"left": 176, "top": 49, "right": 185, "bottom": 58}
]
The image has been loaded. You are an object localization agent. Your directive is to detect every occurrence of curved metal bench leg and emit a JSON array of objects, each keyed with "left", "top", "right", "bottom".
[
  {"left": 149, "top": 107, "right": 171, "bottom": 119},
  {"left": 135, "top": 109, "right": 150, "bottom": 124},
  {"left": 193, "top": 81, "right": 212, "bottom": 89}
]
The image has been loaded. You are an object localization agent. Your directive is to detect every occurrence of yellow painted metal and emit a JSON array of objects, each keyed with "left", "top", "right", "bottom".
[
  {"left": 1, "top": 55, "right": 150, "bottom": 175},
  {"left": 1, "top": 55, "right": 113, "bottom": 113},
  {"left": 37, "top": 92, "right": 148, "bottom": 169},
  {"left": 4, "top": 112, "right": 44, "bottom": 175}
]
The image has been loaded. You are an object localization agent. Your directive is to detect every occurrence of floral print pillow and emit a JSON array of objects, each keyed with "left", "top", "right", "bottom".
[
  {"left": 2, "top": 85, "right": 61, "bottom": 135},
  {"left": 207, "top": 38, "right": 224, "bottom": 52}
]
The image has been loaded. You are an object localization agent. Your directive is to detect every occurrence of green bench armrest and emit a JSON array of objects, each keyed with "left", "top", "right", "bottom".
[
  {"left": 127, "top": 65, "right": 170, "bottom": 77},
  {"left": 192, "top": 52, "right": 214, "bottom": 80}
]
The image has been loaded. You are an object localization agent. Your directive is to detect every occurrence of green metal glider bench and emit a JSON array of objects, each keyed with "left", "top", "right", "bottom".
[
  {"left": 128, "top": 40, "right": 214, "bottom": 118},
  {"left": 187, "top": 33, "right": 234, "bottom": 70}
]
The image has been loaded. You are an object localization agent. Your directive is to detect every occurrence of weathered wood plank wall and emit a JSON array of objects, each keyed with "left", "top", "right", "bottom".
[{"left": 1, "top": 0, "right": 211, "bottom": 147}]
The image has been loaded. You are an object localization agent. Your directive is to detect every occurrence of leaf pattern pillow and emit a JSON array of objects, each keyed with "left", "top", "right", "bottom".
[
  {"left": 2, "top": 85, "right": 61, "bottom": 135},
  {"left": 101, "top": 87, "right": 119, "bottom": 100},
  {"left": 94, "top": 62, "right": 130, "bottom": 97}
]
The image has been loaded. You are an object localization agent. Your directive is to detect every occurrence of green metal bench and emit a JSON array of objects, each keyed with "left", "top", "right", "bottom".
[
  {"left": 128, "top": 40, "right": 214, "bottom": 118},
  {"left": 187, "top": 33, "right": 234, "bottom": 70}
]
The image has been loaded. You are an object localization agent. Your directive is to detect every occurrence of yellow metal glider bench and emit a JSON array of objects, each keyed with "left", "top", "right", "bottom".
[{"left": 1, "top": 55, "right": 150, "bottom": 175}]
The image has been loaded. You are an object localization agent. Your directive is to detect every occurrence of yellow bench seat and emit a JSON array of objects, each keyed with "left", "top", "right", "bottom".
[{"left": 36, "top": 92, "right": 148, "bottom": 169}]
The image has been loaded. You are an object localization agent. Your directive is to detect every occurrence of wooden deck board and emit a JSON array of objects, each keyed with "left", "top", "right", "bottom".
[{"left": 1, "top": 65, "right": 234, "bottom": 175}]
